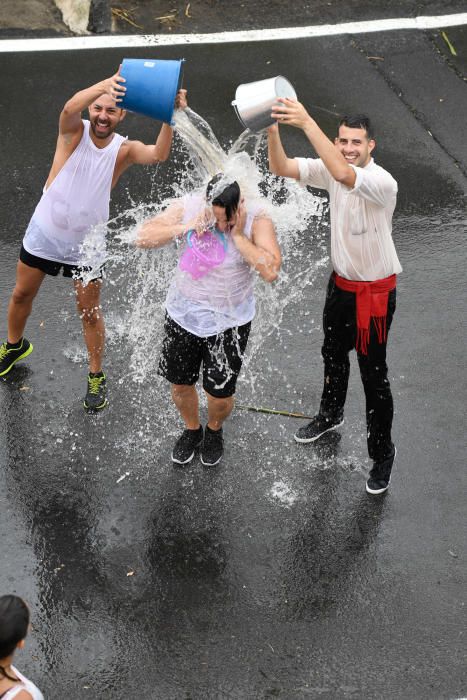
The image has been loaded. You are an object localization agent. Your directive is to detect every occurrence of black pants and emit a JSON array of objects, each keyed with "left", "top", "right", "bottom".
[{"left": 319, "top": 274, "right": 397, "bottom": 465}]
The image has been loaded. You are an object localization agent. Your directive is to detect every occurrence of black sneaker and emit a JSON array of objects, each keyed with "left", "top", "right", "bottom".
[
  {"left": 366, "top": 447, "right": 396, "bottom": 495},
  {"left": 200, "top": 426, "right": 223, "bottom": 466},
  {"left": 84, "top": 372, "right": 108, "bottom": 412},
  {"left": 0, "top": 338, "right": 33, "bottom": 377},
  {"left": 172, "top": 426, "right": 203, "bottom": 464},
  {"left": 294, "top": 415, "right": 344, "bottom": 443}
]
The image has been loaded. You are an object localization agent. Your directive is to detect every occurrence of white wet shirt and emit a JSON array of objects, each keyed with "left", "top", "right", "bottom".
[
  {"left": 23, "top": 120, "right": 126, "bottom": 265},
  {"left": 0, "top": 666, "right": 44, "bottom": 700},
  {"left": 295, "top": 156, "right": 402, "bottom": 281},
  {"left": 166, "top": 194, "right": 260, "bottom": 337}
]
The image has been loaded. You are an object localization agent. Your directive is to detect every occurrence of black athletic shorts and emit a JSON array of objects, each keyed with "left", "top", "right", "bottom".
[
  {"left": 20, "top": 245, "right": 103, "bottom": 282},
  {"left": 158, "top": 313, "right": 251, "bottom": 398}
]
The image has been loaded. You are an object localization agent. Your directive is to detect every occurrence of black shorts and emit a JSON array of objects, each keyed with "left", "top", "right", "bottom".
[
  {"left": 158, "top": 314, "right": 251, "bottom": 398},
  {"left": 20, "top": 245, "right": 103, "bottom": 282}
]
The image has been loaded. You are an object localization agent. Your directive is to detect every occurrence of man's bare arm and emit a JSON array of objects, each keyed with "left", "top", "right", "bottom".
[
  {"left": 136, "top": 202, "right": 187, "bottom": 248},
  {"left": 125, "top": 124, "right": 174, "bottom": 166},
  {"left": 267, "top": 123, "right": 300, "bottom": 179},
  {"left": 124, "top": 89, "right": 188, "bottom": 167},
  {"left": 271, "top": 98, "right": 356, "bottom": 188},
  {"left": 231, "top": 207, "right": 281, "bottom": 283}
]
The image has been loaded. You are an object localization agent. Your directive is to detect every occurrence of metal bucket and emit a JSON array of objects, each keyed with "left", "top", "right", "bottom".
[{"left": 231, "top": 76, "right": 297, "bottom": 132}]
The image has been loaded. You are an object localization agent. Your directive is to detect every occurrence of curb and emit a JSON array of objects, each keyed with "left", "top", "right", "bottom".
[{"left": 54, "top": 0, "right": 111, "bottom": 34}]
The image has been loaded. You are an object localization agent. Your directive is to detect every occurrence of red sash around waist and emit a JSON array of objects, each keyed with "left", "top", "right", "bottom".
[{"left": 334, "top": 273, "right": 397, "bottom": 355}]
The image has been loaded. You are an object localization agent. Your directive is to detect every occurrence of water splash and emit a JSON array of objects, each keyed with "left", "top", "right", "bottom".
[
  {"left": 76, "top": 109, "right": 328, "bottom": 455},
  {"left": 270, "top": 480, "right": 299, "bottom": 507}
]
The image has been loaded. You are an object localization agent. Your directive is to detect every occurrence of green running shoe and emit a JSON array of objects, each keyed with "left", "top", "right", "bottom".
[
  {"left": 84, "top": 372, "right": 108, "bottom": 412},
  {"left": 0, "top": 338, "right": 33, "bottom": 377}
]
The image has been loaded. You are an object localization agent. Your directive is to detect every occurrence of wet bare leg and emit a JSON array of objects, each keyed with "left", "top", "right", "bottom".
[
  {"left": 205, "top": 392, "right": 234, "bottom": 431},
  {"left": 74, "top": 279, "right": 105, "bottom": 374},
  {"left": 7, "top": 261, "right": 46, "bottom": 343},
  {"left": 171, "top": 384, "right": 200, "bottom": 430}
]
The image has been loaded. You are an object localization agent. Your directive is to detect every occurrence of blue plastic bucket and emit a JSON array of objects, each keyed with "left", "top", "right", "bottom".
[{"left": 119, "top": 58, "right": 184, "bottom": 124}]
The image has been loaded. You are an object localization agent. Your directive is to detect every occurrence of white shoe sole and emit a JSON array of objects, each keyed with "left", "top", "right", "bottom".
[
  {"left": 365, "top": 480, "right": 390, "bottom": 495},
  {"left": 172, "top": 451, "right": 195, "bottom": 465},
  {"left": 365, "top": 447, "right": 396, "bottom": 494},
  {"left": 294, "top": 419, "right": 344, "bottom": 444},
  {"left": 84, "top": 398, "right": 108, "bottom": 412},
  {"left": 200, "top": 454, "right": 222, "bottom": 466},
  {"left": 171, "top": 434, "right": 203, "bottom": 465}
]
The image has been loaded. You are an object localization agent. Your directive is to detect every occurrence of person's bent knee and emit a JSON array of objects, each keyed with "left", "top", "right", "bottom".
[
  {"left": 204, "top": 390, "right": 234, "bottom": 407},
  {"left": 321, "top": 344, "right": 350, "bottom": 368},
  {"left": 171, "top": 383, "right": 196, "bottom": 398},
  {"left": 359, "top": 364, "right": 392, "bottom": 398},
  {"left": 11, "top": 286, "right": 36, "bottom": 306},
  {"left": 359, "top": 358, "right": 389, "bottom": 382},
  {"left": 78, "top": 304, "right": 103, "bottom": 325}
]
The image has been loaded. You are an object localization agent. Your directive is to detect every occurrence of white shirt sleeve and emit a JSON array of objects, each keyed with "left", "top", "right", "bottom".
[
  {"left": 349, "top": 164, "right": 398, "bottom": 208},
  {"left": 295, "top": 157, "right": 331, "bottom": 190}
]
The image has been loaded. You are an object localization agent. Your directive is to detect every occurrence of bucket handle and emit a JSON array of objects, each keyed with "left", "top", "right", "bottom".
[
  {"left": 186, "top": 229, "right": 194, "bottom": 247},
  {"left": 186, "top": 228, "right": 228, "bottom": 250}
]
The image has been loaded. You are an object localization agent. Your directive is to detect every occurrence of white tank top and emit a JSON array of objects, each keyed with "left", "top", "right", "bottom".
[
  {"left": 0, "top": 666, "right": 44, "bottom": 700},
  {"left": 166, "top": 194, "right": 262, "bottom": 337},
  {"left": 23, "top": 120, "right": 126, "bottom": 265}
]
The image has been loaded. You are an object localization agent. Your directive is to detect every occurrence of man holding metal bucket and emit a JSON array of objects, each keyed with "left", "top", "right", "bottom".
[
  {"left": 267, "top": 100, "right": 401, "bottom": 495},
  {"left": 0, "top": 66, "right": 187, "bottom": 412}
]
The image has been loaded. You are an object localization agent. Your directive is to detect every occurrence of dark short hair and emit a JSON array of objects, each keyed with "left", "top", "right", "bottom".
[
  {"left": 206, "top": 175, "right": 241, "bottom": 221},
  {"left": 338, "top": 115, "right": 374, "bottom": 139},
  {"left": 0, "top": 595, "right": 29, "bottom": 672}
]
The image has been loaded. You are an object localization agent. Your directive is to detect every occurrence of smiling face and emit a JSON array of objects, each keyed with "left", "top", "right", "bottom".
[
  {"left": 88, "top": 94, "right": 126, "bottom": 141},
  {"left": 335, "top": 124, "right": 375, "bottom": 168}
]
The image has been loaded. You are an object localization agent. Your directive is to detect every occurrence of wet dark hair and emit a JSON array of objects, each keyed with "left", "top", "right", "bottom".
[
  {"left": 0, "top": 595, "right": 29, "bottom": 681},
  {"left": 206, "top": 174, "right": 241, "bottom": 221},
  {"left": 338, "top": 114, "right": 374, "bottom": 139}
]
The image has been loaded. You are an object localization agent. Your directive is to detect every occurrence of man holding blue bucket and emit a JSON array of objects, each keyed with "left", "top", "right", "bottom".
[
  {"left": 0, "top": 66, "right": 187, "bottom": 412},
  {"left": 268, "top": 100, "right": 401, "bottom": 495}
]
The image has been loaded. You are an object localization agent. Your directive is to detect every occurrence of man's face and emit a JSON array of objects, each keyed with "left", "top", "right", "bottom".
[
  {"left": 211, "top": 204, "right": 238, "bottom": 232},
  {"left": 335, "top": 125, "right": 375, "bottom": 168},
  {"left": 88, "top": 94, "right": 125, "bottom": 140}
]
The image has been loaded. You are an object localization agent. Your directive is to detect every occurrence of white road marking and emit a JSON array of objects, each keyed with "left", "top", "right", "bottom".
[{"left": 0, "top": 13, "right": 466, "bottom": 52}]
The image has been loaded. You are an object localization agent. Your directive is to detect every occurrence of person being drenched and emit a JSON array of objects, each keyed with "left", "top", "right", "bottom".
[{"left": 137, "top": 174, "right": 281, "bottom": 466}]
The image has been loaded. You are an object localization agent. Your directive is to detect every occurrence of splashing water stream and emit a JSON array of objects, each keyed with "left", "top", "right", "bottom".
[{"left": 77, "top": 109, "right": 329, "bottom": 459}]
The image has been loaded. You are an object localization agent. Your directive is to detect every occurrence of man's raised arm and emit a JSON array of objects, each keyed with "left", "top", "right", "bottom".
[
  {"left": 136, "top": 201, "right": 186, "bottom": 248},
  {"left": 125, "top": 89, "right": 188, "bottom": 166},
  {"left": 271, "top": 98, "right": 356, "bottom": 188},
  {"left": 267, "top": 122, "right": 300, "bottom": 180},
  {"left": 231, "top": 206, "right": 282, "bottom": 283}
]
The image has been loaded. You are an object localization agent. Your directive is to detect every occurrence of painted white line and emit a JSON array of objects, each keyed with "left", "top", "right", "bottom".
[{"left": 0, "top": 13, "right": 467, "bottom": 52}]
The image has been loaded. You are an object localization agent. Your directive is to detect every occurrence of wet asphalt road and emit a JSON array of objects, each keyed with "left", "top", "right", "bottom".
[{"left": 1, "top": 11, "right": 467, "bottom": 700}]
